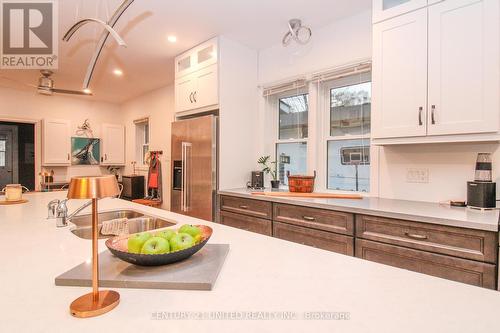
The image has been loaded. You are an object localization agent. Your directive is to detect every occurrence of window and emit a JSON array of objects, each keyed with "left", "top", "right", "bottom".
[
  {"left": 0, "top": 137, "right": 5, "bottom": 167},
  {"left": 134, "top": 118, "right": 150, "bottom": 166},
  {"left": 325, "top": 73, "right": 371, "bottom": 192},
  {"left": 276, "top": 93, "right": 309, "bottom": 185}
]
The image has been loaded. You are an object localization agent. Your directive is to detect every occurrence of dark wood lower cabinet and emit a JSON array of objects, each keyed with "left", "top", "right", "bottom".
[
  {"left": 356, "top": 239, "right": 497, "bottom": 289},
  {"left": 219, "top": 210, "right": 272, "bottom": 236},
  {"left": 218, "top": 194, "right": 498, "bottom": 289},
  {"left": 273, "top": 222, "right": 354, "bottom": 256}
]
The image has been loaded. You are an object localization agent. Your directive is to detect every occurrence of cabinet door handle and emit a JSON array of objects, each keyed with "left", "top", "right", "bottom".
[
  {"left": 193, "top": 91, "right": 197, "bottom": 103},
  {"left": 405, "top": 232, "right": 428, "bottom": 240},
  {"left": 302, "top": 216, "right": 316, "bottom": 221},
  {"left": 431, "top": 105, "right": 436, "bottom": 125},
  {"left": 418, "top": 107, "right": 423, "bottom": 126},
  {"left": 189, "top": 92, "right": 193, "bottom": 103},
  {"left": 67, "top": 153, "right": 70, "bottom": 161},
  {"left": 239, "top": 205, "right": 249, "bottom": 209}
]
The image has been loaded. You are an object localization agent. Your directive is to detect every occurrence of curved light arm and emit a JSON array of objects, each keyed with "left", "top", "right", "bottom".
[
  {"left": 62, "top": 0, "right": 135, "bottom": 90},
  {"left": 63, "top": 18, "right": 127, "bottom": 47}
]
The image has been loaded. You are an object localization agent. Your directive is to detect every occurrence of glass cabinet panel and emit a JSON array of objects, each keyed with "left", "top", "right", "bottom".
[
  {"left": 383, "top": 0, "right": 412, "bottom": 10},
  {"left": 177, "top": 56, "right": 191, "bottom": 72},
  {"left": 197, "top": 45, "right": 216, "bottom": 64}
]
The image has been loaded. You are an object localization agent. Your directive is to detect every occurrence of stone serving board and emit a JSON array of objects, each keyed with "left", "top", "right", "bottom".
[{"left": 55, "top": 244, "right": 229, "bottom": 291}]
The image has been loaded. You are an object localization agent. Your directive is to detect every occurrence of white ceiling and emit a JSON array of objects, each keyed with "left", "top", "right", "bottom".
[{"left": 0, "top": 0, "right": 371, "bottom": 104}]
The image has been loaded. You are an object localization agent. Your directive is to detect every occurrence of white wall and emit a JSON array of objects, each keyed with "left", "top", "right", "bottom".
[
  {"left": 378, "top": 143, "right": 500, "bottom": 202},
  {"left": 258, "top": 10, "right": 372, "bottom": 84},
  {"left": 120, "top": 85, "right": 175, "bottom": 210},
  {"left": 257, "top": 9, "right": 500, "bottom": 203},
  {"left": 218, "top": 36, "right": 259, "bottom": 190},
  {"left": 0, "top": 86, "right": 122, "bottom": 186}
]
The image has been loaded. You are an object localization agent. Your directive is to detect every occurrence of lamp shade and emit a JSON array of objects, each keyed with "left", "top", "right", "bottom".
[{"left": 67, "top": 175, "right": 120, "bottom": 199}]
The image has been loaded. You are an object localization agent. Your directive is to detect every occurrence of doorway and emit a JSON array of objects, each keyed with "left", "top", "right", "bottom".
[{"left": 0, "top": 122, "right": 35, "bottom": 190}]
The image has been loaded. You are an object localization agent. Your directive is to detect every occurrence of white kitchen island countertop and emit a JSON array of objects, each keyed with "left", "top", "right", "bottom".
[{"left": 1, "top": 191, "right": 500, "bottom": 333}]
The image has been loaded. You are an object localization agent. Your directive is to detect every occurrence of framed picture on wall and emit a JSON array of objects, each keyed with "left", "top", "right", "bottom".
[{"left": 71, "top": 137, "right": 100, "bottom": 165}]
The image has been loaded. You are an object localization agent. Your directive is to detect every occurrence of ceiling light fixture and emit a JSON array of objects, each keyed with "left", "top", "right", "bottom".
[
  {"left": 63, "top": 0, "right": 136, "bottom": 92},
  {"left": 113, "top": 69, "right": 123, "bottom": 76},
  {"left": 282, "top": 19, "right": 312, "bottom": 47},
  {"left": 83, "top": 88, "right": 92, "bottom": 94},
  {"left": 167, "top": 35, "right": 177, "bottom": 43}
]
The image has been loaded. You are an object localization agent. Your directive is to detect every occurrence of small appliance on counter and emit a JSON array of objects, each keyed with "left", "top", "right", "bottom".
[
  {"left": 247, "top": 171, "right": 264, "bottom": 190},
  {"left": 121, "top": 175, "right": 145, "bottom": 200},
  {"left": 467, "top": 153, "right": 496, "bottom": 210}
]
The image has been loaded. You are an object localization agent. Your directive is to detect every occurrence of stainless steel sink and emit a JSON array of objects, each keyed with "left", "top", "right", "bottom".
[{"left": 70, "top": 210, "right": 176, "bottom": 239}]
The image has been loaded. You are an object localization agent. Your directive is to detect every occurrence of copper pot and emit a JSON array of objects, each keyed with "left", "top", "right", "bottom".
[{"left": 287, "top": 171, "right": 316, "bottom": 193}]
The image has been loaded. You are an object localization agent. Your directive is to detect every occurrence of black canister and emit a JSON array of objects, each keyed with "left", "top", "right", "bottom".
[{"left": 467, "top": 181, "right": 496, "bottom": 209}]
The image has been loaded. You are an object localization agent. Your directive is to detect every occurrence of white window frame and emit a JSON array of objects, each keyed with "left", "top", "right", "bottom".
[
  {"left": 134, "top": 118, "right": 150, "bottom": 168},
  {"left": 261, "top": 62, "right": 379, "bottom": 195},
  {"left": 272, "top": 88, "right": 310, "bottom": 186},
  {"left": 316, "top": 73, "right": 378, "bottom": 195}
]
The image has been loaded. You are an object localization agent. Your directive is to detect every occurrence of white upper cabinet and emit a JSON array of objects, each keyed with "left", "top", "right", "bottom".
[
  {"left": 101, "top": 124, "right": 125, "bottom": 165},
  {"left": 193, "top": 64, "right": 218, "bottom": 108},
  {"left": 372, "top": 9, "right": 428, "bottom": 139},
  {"left": 175, "top": 38, "right": 218, "bottom": 79},
  {"left": 373, "top": 0, "right": 428, "bottom": 23},
  {"left": 175, "top": 38, "right": 219, "bottom": 114},
  {"left": 175, "top": 74, "right": 197, "bottom": 113},
  {"left": 427, "top": 0, "right": 499, "bottom": 136},
  {"left": 42, "top": 119, "right": 71, "bottom": 166},
  {"left": 372, "top": 0, "right": 499, "bottom": 143}
]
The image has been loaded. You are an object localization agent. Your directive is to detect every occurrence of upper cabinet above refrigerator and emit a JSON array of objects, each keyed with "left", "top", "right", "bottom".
[{"left": 174, "top": 38, "right": 219, "bottom": 115}]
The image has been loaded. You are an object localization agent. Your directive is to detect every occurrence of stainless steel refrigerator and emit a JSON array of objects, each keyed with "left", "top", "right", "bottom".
[{"left": 171, "top": 115, "right": 217, "bottom": 221}]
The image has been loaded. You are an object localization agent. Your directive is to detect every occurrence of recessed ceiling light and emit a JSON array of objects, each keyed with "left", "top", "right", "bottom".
[
  {"left": 113, "top": 69, "right": 123, "bottom": 76},
  {"left": 83, "top": 88, "right": 92, "bottom": 94},
  {"left": 167, "top": 35, "right": 177, "bottom": 43}
]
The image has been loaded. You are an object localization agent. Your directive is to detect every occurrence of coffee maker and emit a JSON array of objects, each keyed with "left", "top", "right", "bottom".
[
  {"left": 247, "top": 171, "right": 264, "bottom": 189},
  {"left": 467, "top": 153, "right": 496, "bottom": 210}
]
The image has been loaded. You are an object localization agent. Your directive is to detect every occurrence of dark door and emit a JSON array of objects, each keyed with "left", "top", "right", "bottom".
[{"left": 0, "top": 129, "right": 13, "bottom": 189}]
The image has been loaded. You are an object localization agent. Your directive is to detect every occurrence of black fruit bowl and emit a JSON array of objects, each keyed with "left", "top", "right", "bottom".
[{"left": 105, "top": 225, "right": 212, "bottom": 266}]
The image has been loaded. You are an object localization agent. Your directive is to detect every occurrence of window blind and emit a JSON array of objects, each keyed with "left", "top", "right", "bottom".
[
  {"left": 261, "top": 60, "right": 371, "bottom": 97},
  {"left": 262, "top": 78, "right": 307, "bottom": 97},
  {"left": 311, "top": 61, "right": 371, "bottom": 83},
  {"left": 133, "top": 117, "right": 149, "bottom": 125}
]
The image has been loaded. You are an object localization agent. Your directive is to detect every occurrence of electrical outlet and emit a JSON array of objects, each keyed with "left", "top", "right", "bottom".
[{"left": 406, "top": 168, "right": 429, "bottom": 183}]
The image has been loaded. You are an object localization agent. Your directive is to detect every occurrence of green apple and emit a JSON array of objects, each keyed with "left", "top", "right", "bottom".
[
  {"left": 140, "top": 237, "right": 170, "bottom": 255},
  {"left": 169, "top": 233, "right": 195, "bottom": 252},
  {"left": 178, "top": 224, "right": 201, "bottom": 238},
  {"left": 155, "top": 229, "right": 176, "bottom": 241},
  {"left": 193, "top": 234, "right": 203, "bottom": 244},
  {"left": 127, "top": 232, "right": 152, "bottom": 254}
]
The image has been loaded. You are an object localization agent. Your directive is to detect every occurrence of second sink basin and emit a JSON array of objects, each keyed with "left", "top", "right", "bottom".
[{"left": 70, "top": 210, "right": 176, "bottom": 240}]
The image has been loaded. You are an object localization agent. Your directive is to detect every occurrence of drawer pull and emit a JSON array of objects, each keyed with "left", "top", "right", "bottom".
[
  {"left": 239, "top": 205, "right": 249, "bottom": 209},
  {"left": 405, "top": 232, "right": 428, "bottom": 240},
  {"left": 302, "top": 216, "right": 316, "bottom": 222}
]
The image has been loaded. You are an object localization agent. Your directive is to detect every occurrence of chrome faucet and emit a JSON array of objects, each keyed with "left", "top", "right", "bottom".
[
  {"left": 47, "top": 184, "right": 123, "bottom": 227},
  {"left": 53, "top": 199, "right": 93, "bottom": 227},
  {"left": 47, "top": 199, "right": 60, "bottom": 219}
]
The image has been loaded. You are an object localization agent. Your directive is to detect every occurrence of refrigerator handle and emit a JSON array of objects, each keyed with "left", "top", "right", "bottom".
[
  {"left": 181, "top": 143, "right": 185, "bottom": 211},
  {"left": 181, "top": 142, "right": 192, "bottom": 212}
]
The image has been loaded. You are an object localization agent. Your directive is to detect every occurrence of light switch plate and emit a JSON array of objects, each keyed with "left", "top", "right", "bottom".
[{"left": 406, "top": 168, "right": 429, "bottom": 183}]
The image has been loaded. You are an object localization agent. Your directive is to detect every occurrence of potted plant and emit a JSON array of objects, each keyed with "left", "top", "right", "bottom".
[{"left": 258, "top": 155, "right": 280, "bottom": 189}]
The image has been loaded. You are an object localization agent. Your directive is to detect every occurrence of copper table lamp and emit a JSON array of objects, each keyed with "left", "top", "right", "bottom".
[{"left": 67, "top": 175, "right": 121, "bottom": 318}]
